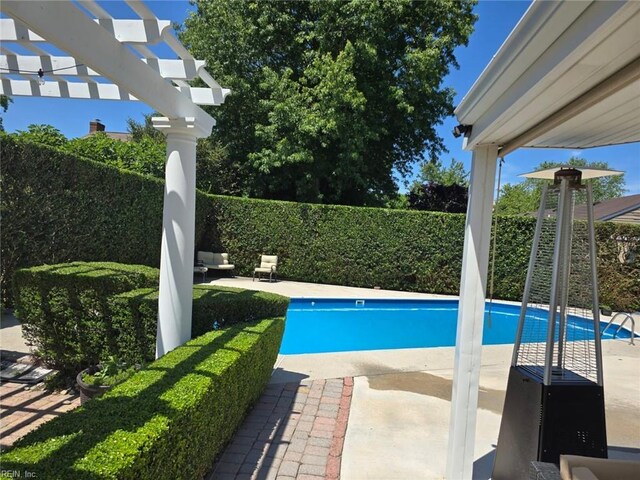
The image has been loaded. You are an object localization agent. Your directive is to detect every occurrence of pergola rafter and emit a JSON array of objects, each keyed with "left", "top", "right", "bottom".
[
  {"left": 0, "top": 0, "right": 232, "bottom": 358},
  {"left": 1, "top": 18, "right": 173, "bottom": 43}
]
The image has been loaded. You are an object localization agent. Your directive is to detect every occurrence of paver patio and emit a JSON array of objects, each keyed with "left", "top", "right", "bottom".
[
  {"left": 0, "top": 381, "right": 79, "bottom": 450},
  {"left": 206, "top": 377, "right": 353, "bottom": 480}
]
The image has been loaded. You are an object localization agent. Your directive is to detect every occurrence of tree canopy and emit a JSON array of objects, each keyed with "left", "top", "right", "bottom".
[
  {"left": 181, "top": 0, "right": 477, "bottom": 206},
  {"left": 405, "top": 157, "right": 469, "bottom": 212},
  {"left": 13, "top": 124, "right": 67, "bottom": 149},
  {"left": 495, "top": 157, "right": 627, "bottom": 215},
  {"left": 408, "top": 182, "right": 468, "bottom": 213},
  {"left": 124, "top": 114, "right": 240, "bottom": 195},
  {"left": 416, "top": 158, "right": 468, "bottom": 187},
  {"left": 10, "top": 124, "right": 165, "bottom": 178}
]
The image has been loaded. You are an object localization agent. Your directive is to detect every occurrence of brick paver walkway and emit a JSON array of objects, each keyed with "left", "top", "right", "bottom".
[
  {"left": 0, "top": 381, "right": 80, "bottom": 449},
  {"left": 207, "top": 377, "right": 353, "bottom": 480}
]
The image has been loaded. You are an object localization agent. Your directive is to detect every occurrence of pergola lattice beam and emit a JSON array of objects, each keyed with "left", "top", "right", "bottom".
[
  {"left": 0, "top": 18, "right": 172, "bottom": 44},
  {"left": 1, "top": 78, "right": 136, "bottom": 101},
  {"left": 0, "top": 0, "right": 217, "bottom": 129},
  {"left": 1, "top": 78, "right": 226, "bottom": 105}
]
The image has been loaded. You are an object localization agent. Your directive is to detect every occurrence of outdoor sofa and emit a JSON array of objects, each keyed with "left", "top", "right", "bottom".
[{"left": 196, "top": 251, "right": 235, "bottom": 275}]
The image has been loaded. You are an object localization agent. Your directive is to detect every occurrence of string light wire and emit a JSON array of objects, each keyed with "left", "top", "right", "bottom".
[
  {"left": 0, "top": 64, "right": 85, "bottom": 85},
  {"left": 0, "top": 64, "right": 85, "bottom": 75}
]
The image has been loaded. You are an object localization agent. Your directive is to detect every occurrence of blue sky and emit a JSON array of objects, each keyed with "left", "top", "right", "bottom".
[{"left": 3, "top": 1, "right": 639, "bottom": 195}]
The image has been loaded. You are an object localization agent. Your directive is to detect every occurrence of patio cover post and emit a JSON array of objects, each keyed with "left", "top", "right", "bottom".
[
  {"left": 446, "top": 145, "right": 498, "bottom": 479},
  {"left": 153, "top": 117, "right": 212, "bottom": 358}
]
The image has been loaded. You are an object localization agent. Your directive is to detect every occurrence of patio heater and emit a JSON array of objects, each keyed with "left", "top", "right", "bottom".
[{"left": 492, "top": 166, "right": 622, "bottom": 480}]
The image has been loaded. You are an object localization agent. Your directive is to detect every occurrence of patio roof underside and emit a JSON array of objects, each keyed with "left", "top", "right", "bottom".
[{"left": 456, "top": 1, "right": 640, "bottom": 156}]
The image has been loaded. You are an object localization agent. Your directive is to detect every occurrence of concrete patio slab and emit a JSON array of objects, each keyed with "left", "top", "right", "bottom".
[
  {"left": 274, "top": 340, "right": 639, "bottom": 480},
  {"left": 1, "top": 310, "right": 31, "bottom": 358},
  {"left": 203, "top": 276, "right": 455, "bottom": 300}
]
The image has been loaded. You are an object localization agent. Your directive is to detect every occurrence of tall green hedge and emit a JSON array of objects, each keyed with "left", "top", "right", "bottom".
[
  {"left": 1, "top": 317, "right": 284, "bottom": 480},
  {"left": 109, "top": 285, "right": 290, "bottom": 364},
  {"left": 206, "top": 196, "right": 640, "bottom": 310},
  {"left": 2, "top": 135, "right": 639, "bottom": 311},
  {"left": 0, "top": 135, "right": 214, "bottom": 305},
  {"left": 207, "top": 197, "right": 469, "bottom": 292},
  {"left": 13, "top": 262, "right": 159, "bottom": 377}
]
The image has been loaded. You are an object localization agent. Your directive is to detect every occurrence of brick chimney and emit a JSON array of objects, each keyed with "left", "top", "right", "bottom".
[{"left": 89, "top": 119, "right": 105, "bottom": 133}]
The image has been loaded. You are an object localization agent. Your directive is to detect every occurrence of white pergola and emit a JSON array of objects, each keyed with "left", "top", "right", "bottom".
[
  {"left": 448, "top": 1, "right": 640, "bottom": 478},
  {"left": 0, "top": 1, "right": 230, "bottom": 358}
]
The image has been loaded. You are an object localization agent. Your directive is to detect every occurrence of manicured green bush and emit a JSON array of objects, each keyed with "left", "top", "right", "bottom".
[
  {"left": 109, "top": 285, "right": 290, "bottom": 364},
  {"left": 593, "top": 222, "right": 640, "bottom": 312},
  {"left": 13, "top": 262, "right": 159, "bottom": 377},
  {"left": 1, "top": 317, "right": 284, "bottom": 480}
]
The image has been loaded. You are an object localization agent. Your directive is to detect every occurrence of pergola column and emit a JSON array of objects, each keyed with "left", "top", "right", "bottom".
[
  {"left": 446, "top": 145, "right": 499, "bottom": 479},
  {"left": 153, "top": 117, "right": 211, "bottom": 358}
]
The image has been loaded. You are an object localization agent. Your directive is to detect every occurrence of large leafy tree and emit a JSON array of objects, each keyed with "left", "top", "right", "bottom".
[
  {"left": 181, "top": 0, "right": 477, "bottom": 205},
  {"left": 10, "top": 124, "right": 165, "bottom": 178},
  {"left": 10, "top": 121, "right": 238, "bottom": 195},
  {"left": 495, "top": 157, "right": 627, "bottom": 215},
  {"left": 65, "top": 133, "right": 166, "bottom": 178},
  {"left": 13, "top": 124, "right": 68, "bottom": 149}
]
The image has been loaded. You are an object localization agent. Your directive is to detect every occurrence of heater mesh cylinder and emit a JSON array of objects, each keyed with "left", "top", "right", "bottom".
[{"left": 515, "top": 186, "right": 599, "bottom": 384}]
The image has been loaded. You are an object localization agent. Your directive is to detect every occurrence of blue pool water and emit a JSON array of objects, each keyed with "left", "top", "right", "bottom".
[{"left": 280, "top": 298, "right": 633, "bottom": 355}]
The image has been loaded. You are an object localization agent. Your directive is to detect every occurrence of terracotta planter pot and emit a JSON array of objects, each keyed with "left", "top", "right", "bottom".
[{"left": 76, "top": 366, "right": 111, "bottom": 405}]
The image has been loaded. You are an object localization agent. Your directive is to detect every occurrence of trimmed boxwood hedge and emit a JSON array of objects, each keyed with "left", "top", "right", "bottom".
[
  {"left": 13, "top": 262, "right": 159, "bottom": 377},
  {"left": 109, "top": 285, "right": 290, "bottom": 364},
  {"left": 13, "top": 262, "right": 289, "bottom": 376},
  {"left": 1, "top": 317, "right": 284, "bottom": 480},
  {"left": 3, "top": 135, "right": 639, "bottom": 311}
]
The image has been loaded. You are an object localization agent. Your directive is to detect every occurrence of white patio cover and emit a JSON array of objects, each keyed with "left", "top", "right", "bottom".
[{"left": 447, "top": 1, "right": 640, "bottom": 478}]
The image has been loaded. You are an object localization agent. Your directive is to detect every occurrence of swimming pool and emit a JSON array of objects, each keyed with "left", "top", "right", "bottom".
[{"left": 279, "top": 298, "right": 633, "bottom": 355}]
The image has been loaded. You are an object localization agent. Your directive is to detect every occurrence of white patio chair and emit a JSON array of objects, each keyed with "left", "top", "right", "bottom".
[{"left": 253, "top": 255, "right": 278, "bottom": 282}]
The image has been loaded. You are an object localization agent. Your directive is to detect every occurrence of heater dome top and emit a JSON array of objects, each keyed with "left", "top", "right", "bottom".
[{"left": 520, "top": 166, "right": 624, "bottom": 180}]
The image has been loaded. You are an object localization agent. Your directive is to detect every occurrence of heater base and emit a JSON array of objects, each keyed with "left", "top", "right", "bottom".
[{"left": 492, "top": 366, "right": 607, "bottom": 480}]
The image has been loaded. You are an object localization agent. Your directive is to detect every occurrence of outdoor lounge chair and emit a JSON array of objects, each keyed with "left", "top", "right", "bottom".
[
  {"left": 253, "top": 255, "right": 278, "bottom": 282},
  {"left": 196, "top": 251, "right": 235, "bottom": 276}
]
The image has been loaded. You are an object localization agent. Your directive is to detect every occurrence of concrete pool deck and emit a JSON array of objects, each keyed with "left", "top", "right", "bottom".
[{"left": 206, "top": 276, "right": 640, "bottom": 479}]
